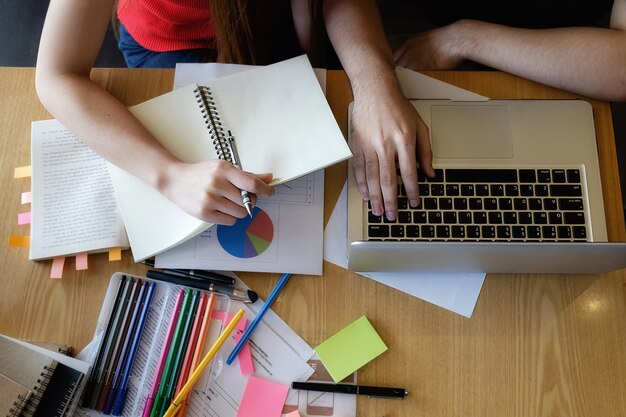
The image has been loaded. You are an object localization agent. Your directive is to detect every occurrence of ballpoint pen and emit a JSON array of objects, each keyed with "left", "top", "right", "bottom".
[
  {"left": 142, "top": 259, "right": 235, "bottom": 286},
  {"left": 226, "top": 130, "right": 253, "bottom": 217},
  {"left": 291, "top": 382, "right": 408, "bottom": 399},
  {"left": 146, "top": 270, "right": 258, "bottom": 303}
]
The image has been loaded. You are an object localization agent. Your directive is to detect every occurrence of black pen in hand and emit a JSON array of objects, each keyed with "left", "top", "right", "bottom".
[{"left": 226, "top": 130, "right": 254, "bottom": 217}]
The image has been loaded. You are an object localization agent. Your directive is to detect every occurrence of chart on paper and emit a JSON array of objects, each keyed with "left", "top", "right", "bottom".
[
  {"left": 217, "top": 207, "right": 274, "bottom": 258},
  {"left": 155, "top": 171, "right": 324, "bottom": 275}
]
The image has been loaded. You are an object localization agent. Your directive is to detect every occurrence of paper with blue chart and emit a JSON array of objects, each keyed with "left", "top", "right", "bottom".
[
  {"left": 154, "top": 65, "right": 328, "bottom": 275},
  {"left": 156, "top": 171, "right": 324, "bottom": 275}
]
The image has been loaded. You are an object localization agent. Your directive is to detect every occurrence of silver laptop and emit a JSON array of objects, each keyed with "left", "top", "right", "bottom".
[{"left": 347, "top": 99, "right": 626, "bottom": 273}]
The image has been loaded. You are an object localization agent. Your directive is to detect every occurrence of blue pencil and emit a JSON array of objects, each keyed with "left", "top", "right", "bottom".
[
  {"left": 225, "top": 273, "right": 292, "bottom": 365},
  {"left": 112, "top": 281, "right": 156, "bottom": 415}
]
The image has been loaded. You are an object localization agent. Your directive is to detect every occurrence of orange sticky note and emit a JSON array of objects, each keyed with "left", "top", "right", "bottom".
[
  {"left": 14, "top": 166, "right": 31, "bottom": 178},
  {"left": 51, "top": 257, "right": 65, "bottom": 279},
  {"left": 21, "top": 191, "right": 32, "bottom": 204},
  {"left": 8, "top": 235, "right": 29, "bottom": 247},
  {"left": 18, "top": 212, "right": 31, "bottom": 225},
  {"left": 286, "top": 411, "right": 302, "bottom": 417},
  {"left": 75, "top": 253, "right": 88, "bottom": 270},
  {"left": 108, "top": 247, "right": 122, "bottom": 261}
]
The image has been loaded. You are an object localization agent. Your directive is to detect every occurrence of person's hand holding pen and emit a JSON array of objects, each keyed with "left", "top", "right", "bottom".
[{"left": 157, "top": 159, "right": 274, "bottom": 225}]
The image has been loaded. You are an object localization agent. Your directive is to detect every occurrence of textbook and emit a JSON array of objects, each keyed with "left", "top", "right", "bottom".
[
  {"left": 29, "top": 120, "right": 130, "bottom": 261},
  {"left": 0, "top": 334, "right": 91, "bottom": 417},
  {"left": 108, "top": 54, "right": 351, "bottom": 261}
]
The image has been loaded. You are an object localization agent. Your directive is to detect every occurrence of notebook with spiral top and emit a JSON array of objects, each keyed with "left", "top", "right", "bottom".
[
  {"left": 108, "top": 54, "right": 351, "bottom": 262},
  {"left": 0, "top": 334, "right": 90, "bottom": 417}
]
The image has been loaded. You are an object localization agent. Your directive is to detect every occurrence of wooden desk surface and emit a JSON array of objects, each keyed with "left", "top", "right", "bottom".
[{"left": 1, "top": 67, "right": 625, "bottom": 417}]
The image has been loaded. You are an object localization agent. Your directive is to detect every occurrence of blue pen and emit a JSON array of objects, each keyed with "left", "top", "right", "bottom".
[
  {"left": 225, "top": 273, "right": 292, "bottom": 365},
  {"left": 112, "top": 281, "right": 156, "bottom": 416}
]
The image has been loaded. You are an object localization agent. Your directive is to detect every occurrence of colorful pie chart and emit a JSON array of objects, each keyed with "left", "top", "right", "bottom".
[{"left": 217, "top": 207, "right": 274, "bottom": 258}]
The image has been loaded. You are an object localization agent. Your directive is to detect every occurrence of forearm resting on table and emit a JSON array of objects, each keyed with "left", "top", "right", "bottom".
[
  {"left": 35, "top": 72, "right": 178, "bottom": 193},
  {"left": 453, "top": 20, "right": 626, "bottom": 101}
]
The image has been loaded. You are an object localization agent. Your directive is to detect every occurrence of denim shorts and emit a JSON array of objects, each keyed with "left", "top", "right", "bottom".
[{"left": 117, "top": 24, "right": 216, "bottom": 68}]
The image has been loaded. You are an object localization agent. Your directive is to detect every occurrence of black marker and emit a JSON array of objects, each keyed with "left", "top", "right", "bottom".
[
  {"left": 142, "top": 259, "right": 235, "bottom": 286},
  {"left": 146, "top": 270, "right": 258, "bottom": 303},
  {"left": 291, "top": 382, "right": 408, "bottom": 399}
]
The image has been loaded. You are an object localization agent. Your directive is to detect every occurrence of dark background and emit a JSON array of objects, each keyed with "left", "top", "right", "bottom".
[{"left": 2, "top": 0, "right": 624, "bottom": 221}]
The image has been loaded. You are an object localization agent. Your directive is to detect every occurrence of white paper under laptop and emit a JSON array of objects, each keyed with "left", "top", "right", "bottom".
[{"left": 347, "top": 70, "right": 626, "bottom": 274}]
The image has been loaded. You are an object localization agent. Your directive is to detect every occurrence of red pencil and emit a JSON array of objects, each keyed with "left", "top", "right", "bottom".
[
  {"left": 173, "top": 292, "right": 208, "bottom": 400},
  {"left": 178, "top": 292, "right": 216, "bottom": 416}
]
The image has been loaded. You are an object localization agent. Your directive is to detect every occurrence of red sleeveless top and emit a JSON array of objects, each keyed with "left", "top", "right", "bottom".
[{"left": 117, "top": 0, "right": 216, "bottom": 52}]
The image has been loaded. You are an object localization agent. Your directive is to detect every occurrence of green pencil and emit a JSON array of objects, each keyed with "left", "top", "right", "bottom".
[
  {"left": 157, "top": 289, "right": 199, "bottom": 417},
  {"left": 150, "top": 288, "right": 193, "bottom": 417}
]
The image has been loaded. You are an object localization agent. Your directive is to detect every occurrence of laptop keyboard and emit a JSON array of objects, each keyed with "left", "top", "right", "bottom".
[{"left": 367, "top": 168, "right": 589, "bottom": 242}]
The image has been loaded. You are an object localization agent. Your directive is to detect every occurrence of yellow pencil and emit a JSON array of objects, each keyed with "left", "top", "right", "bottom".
[{"left": 163, "top": 308, "right": 244, "bottom": 417}]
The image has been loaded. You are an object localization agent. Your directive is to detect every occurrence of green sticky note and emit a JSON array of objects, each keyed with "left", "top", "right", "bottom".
[{"left": 315, "top": 315, "right": 388, "bottom": 383}]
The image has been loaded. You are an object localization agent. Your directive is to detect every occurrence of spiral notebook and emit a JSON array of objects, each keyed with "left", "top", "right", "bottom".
[
  {"left": 0, "top": 335, "right": 91, "bottom": 417},
  {"left": 108, "top": 54, "right": 351, "bottom": 262}
]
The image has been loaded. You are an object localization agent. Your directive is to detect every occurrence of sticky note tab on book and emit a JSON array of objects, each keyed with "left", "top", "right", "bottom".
[
  {"left": 8, "top": 235, "right": 30, "bottom": 247},
  {"left": 314, "top": 315, "right": 388, "bottom": 383},
  {"left": 14, "top": 166, "right": 31, "bottom": 178}
]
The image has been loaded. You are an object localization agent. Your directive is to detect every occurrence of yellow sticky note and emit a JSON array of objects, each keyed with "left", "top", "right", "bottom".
[
  {"left": 8, "top": 235, "right": 30, "bottom": 247},
  {"left": 14, "top": 166, "right": 31, "bottom": 178},
  {"left": 314, "top": 315, "right": 388, "bottom": 383},
  {"left": 108, "top": 247, "right": 122, "bottom": 261}
]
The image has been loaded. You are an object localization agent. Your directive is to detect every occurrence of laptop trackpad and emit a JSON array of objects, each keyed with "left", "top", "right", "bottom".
[{"left": 431, "top": 105, "right": 513, "bottom": 158}]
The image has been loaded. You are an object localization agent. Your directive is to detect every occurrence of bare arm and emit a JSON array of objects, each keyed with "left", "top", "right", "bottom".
[
  {"left": 36, "top": 0, "right": 273, "bottom": 224},
  {"left": 320, "top": 0, "right": 434, "bottom": 220},
  {"left": 394, "top": 0, "right": 626, "bottom": 101}
]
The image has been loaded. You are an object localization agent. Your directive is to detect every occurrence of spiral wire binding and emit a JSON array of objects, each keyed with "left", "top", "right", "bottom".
[
  {"left": 194, "top": 85, "right": 234, "bottom": 163},
  {"left": 8, "top": 393, "right": 30, "bottom": 417},
  {"left": 19, "top": 365, "right": 56, "bottom": 416}
]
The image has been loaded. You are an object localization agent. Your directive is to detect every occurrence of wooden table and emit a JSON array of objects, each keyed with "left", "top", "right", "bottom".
[{"left": 1, "top": 67, "right": 625, "bottom": 417}]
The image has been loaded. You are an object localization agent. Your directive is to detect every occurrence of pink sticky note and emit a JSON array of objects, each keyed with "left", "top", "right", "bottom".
[
  {"left": 286, "top": 411, "right": 302, "bottom": 417},
  {"left": 51, "top": 257, "right": 65, "bottom": 279},
  {"left": 233, "top": 320, "right": 254, "bottom": 375},
  {"left": 237, "top": 376, "right": 289, "bottom": 417},
  {"left": 17, "top": 212, "right": 31, "bottom": 225},
  {"left": 21, "top": 191, "right": 32, "bottom": 204},
  {"left": 75, "top": 253, "right": 88, "bottom": 270}
]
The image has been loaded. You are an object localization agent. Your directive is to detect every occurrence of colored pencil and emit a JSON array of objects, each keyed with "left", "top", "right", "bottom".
[
  {"left": 178, "top": 292, "right": 216, "bottom": 417},
  {"left": 156, "top": 289, "right": 199, "bottom": 417},
  {"left": 97, "top": 277, "right": 141, "bottom": 410},
  {"left": 112, "top": 281, "right": 157, "bottom": 415},
  {"left": 225, "top": 273, "right": 292, "bottom": 365},
  {"left": 163, "top": 309, "right": 245, "bottom": 417},
  {"left": 173, "top": 293, "right": 207, "bottom": 399},
  {"left": 82, "top": 275, "right": 128, "bottom": 408},
  {"left": 142, "top": 288, "right": 185, "bottom": 417},
  {"left": 150, "top": 289, "right": 193, "bottom": 417}
]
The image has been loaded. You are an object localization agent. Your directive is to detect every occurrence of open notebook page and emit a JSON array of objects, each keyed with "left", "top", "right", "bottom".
[{"left": 108, "top": 55, "right": 350, "bottom": 261}]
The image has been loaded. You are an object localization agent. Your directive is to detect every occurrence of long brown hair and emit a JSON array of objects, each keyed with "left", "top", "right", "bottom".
[{"left": 210, "top": 0, "right": 325, "bottom": 65}]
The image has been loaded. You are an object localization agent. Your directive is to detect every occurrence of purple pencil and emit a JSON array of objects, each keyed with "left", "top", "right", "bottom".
[{"left": 142, "top": 289, "right": 185, "bottom": 417}]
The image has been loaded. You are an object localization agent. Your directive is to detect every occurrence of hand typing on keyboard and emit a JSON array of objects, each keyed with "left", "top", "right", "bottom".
[
  {"left": 367, "top": 168, "right": 588, "bottom": 242},
  {"left": 350, "top": 88, "right": 434, "bottom": 222}
]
